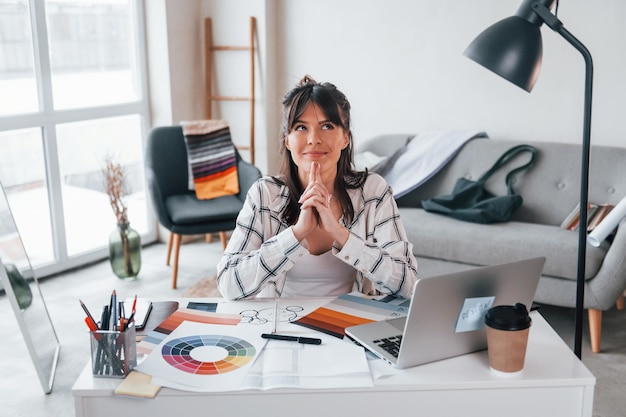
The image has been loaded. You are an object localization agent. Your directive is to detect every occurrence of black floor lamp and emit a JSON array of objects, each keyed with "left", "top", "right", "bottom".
[{"left": 463, "top": 0, "right": 592, "bottom": 359}]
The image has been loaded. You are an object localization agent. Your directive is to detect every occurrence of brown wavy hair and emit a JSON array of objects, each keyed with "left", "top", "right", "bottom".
[{"left": 276, "top": 75, "right": 367, "bottom": 225}]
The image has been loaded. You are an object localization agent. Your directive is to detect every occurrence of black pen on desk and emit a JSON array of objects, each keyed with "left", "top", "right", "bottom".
[{"left": 262, "top": 333, "right": 322, "bottom": 345}]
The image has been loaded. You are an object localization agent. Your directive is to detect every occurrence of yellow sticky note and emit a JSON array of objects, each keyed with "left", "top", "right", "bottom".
[{"left": 114, "top": 371, "right": 161, "bottom": 399}]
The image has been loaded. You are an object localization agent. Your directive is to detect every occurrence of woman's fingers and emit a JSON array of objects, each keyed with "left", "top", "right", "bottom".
[
  {"left": 299, "top": 162, "right": 330, "bottom": 204},
  {"left": 313, "top": 161, "right": 322, "bottom": 184},
  {"left": 308, "top": 161, "right": 317, "bottom": 185},
  {"left": 299, "top": 194, "right": 328, "bottom": 209}
]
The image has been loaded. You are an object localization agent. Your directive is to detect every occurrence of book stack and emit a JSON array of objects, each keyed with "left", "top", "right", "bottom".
[{"left": 560, "top": 203, "right": 615, "bottom": 232}]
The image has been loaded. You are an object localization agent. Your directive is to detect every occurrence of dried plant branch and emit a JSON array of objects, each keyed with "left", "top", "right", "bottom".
[{"left": 103, "top": 155, "right": 129, "bottom": 225}]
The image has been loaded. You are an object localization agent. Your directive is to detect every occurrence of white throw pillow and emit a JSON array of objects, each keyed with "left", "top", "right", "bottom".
[{"left": 354, "top": 151, "right": 387, "bottom": 171}]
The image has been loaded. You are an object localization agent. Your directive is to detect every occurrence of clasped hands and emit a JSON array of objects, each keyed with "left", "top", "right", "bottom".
[{"left": 292, "top": 162, "right": 349, "bottom": 247}]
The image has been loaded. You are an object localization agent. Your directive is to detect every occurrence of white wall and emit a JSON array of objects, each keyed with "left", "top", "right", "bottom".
[
  {"left": 152, "top": 0, "right": 626, "bottom": 175},
  {"left": 164, "top": 0, "right": 205, "bottom": 123},
  {"left": 145, "top": 0, "right": 204, "bottom": 126},
  {"left": 276, "top": 0, "right": 625, "bottom": 150},
  {"left": 147, "top": 0, "right": 272, "bottom": 173}
]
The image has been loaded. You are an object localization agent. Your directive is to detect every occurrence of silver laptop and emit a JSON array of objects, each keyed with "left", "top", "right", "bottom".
[{"left": 345, "top": 257, "right": 546, "bottom": 369}]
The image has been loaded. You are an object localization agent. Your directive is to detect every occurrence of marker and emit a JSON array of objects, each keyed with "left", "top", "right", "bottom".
[
  {"left": 110, "top": 290, "right": 117, "bottom": 331},
  {"left": 84, "top": 316, "right": 98, "bottom": 332},
  {"left": 100, "top": 305, "right": 110, "bottom": 330},
  {"left": 261, "top": 333, "right": 322, "bottom": 345}
]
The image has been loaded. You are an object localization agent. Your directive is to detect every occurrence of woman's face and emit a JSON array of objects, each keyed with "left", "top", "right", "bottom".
[{"left": 285, "top": 103, "right": 349, "bottom": 186}]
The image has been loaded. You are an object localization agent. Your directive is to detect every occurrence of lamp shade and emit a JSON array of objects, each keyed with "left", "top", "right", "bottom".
[{"left": 464, "top": 16, "right": 543, "bottom": 92}]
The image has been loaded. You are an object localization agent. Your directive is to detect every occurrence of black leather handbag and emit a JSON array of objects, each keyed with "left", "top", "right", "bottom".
[{"left": 421, "top": 144, "right": 538, "bottom": 224}]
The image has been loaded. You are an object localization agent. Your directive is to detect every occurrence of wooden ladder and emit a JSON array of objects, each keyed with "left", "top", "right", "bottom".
[
  {"left": 204, "top": 16, "right": 256, "bottom": 164},
  {"left": 203, "top": 17, "right": 256, "bottom": 250}
]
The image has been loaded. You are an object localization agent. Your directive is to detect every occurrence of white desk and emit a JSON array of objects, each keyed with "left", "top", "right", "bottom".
[{"left": 73, "top": 300, "right": 595, "bottom": 417}]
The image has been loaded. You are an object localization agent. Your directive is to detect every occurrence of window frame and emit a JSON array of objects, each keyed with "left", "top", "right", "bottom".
[{"left": 0, "top": 0, "right": 155, "bottom": 278}]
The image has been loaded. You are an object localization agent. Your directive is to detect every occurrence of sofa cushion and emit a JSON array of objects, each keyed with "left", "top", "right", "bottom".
[
  {"left": 399, "top": 208, "right": 608, "bottom": 281},
  {"left": 354, "top": 151, "right": 388, "bottom": 171}
]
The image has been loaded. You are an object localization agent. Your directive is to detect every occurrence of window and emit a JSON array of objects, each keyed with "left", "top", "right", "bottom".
[{"left": 0, "top": 0, "right": 154, "bottom": 277}]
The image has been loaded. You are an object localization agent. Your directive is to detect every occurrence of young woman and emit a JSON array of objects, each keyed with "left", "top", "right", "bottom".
[{"left": 217, "top": 76, "right": 418, "bottom": 300}]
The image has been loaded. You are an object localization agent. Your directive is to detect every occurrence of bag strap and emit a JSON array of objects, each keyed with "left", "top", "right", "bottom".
[{"left": 477, "top": 145, "right": 538, "bottom": 193}]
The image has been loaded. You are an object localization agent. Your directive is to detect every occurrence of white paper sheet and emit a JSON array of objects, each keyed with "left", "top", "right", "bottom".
[
  {"left": 240, "top": 331, "right": 372, "bottom": 390},
  {"left": 218, "top": 299, "right": 373, "bottom": 390},
  {"left": 138, "top": 298, "right": 373, "bottom": 392},
  {"left": 136, "top": 321, "right": 267, "bottom": 392},
  {"left": 588, "top": 195, "right": 626, "bottom": 247},
  {"left": 217, "top": 298, "right": 323, "bottom": 330}
]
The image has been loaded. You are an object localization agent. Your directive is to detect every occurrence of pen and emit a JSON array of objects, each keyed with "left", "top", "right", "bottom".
[
  {"left": 261, "top": 333, "right": 322, "bottom": 345},
  {"left": 111, "top": 290, "right": 117, "bottom": 331}
]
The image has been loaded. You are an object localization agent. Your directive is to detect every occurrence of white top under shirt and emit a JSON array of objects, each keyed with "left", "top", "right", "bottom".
[
  {"left": 281, "top": 250, "right": 356, "bottom": 297},
  {"left": 217, "top": 174, "right": 418, "bottom": 300}
]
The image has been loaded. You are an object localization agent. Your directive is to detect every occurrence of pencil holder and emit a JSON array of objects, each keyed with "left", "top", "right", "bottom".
[{"left": 89, "top": 325, "right": 137, "bottom": 378}]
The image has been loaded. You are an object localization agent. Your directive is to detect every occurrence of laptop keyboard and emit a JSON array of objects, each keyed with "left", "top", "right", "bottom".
[{"left": 373, "top": 335, "right": 402, "bottom": 358}]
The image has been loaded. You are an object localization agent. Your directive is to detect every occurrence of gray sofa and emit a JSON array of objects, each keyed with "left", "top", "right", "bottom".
[{"left": 357, "top": 134, "right": 626, "bottom": 353}]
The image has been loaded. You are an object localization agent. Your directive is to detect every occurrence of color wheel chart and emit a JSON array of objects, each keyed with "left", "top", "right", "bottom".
[
  {"left": 136, "top": 321, "right": 265, "bottom": 391},
  {"left": 162, "top": 335, "right": 256, "bottom": 375}
]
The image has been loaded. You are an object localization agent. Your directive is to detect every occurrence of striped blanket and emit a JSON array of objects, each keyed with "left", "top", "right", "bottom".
[{"left": 180, "top": 120, "right": 239, "bottom": 200}]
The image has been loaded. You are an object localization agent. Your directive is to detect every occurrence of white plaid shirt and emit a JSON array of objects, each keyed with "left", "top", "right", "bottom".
[{"left": 216, "top": 173, "right": 418, "bottom": 300}]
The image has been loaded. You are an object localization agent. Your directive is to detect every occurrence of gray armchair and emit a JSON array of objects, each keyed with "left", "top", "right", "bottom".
[{"left": 145, "top": 125, "right": 262, "bottom": 288}]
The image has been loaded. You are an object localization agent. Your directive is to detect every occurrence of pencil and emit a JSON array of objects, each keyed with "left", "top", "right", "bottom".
[
  {"left": 273, "top": 298, "right": 279, "bottom": 333},
  {"left": 79, "top": 300, "right": 99, "bottom": 330}
]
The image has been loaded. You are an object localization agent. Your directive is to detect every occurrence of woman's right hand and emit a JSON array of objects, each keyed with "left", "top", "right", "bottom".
[{"left": 292, "top": 162, "right": 327, "bottom": 241}]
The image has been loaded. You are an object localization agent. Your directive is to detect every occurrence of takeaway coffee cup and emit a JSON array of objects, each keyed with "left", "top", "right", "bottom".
[{"left": 484, "top": 303, "right": 531, "bottom": 373}]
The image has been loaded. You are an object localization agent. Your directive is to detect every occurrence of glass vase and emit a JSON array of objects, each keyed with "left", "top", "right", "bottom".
[{"left": 109, "top": 223, "right": 141, "bottom": 279}]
